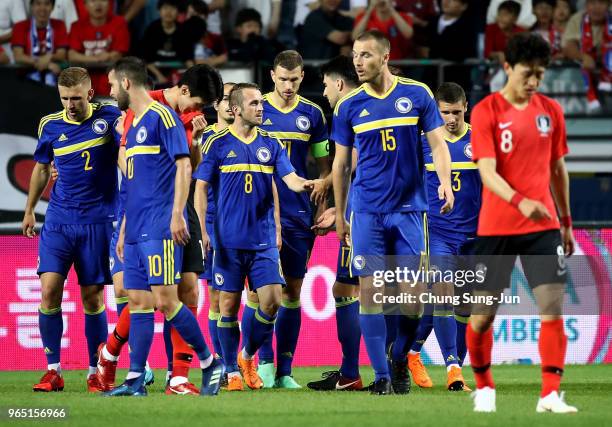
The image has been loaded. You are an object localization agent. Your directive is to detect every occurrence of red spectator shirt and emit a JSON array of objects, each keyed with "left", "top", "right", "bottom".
[
  {"left": 484, "top": 23, "right": 524, "bottom": 58},
  {"left": 74, "top": 0, "right": 115, "bottom": 21},
  {"left": 121, "top": 89, "right": 202, "bottom": 148},
  {"left": 11, "top": 19, "right": 69, "bottom": 54},
  {"left": 69, "top": 15, "right": 130, "bottom": 95},
  {"left": 471, "top": 92, "right": 568, "bottom": 236},
  {"left": 354, "top": 10, "right": 414, "bottom": 60}
]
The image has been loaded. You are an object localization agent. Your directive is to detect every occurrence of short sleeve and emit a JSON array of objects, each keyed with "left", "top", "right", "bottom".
[
  {"left": 54, "top": 21, "right": 69, "bottom": 49},
  {"left": 470, "top": 100, "right": 496, "bottom": 161},
  {"left": 331, "top": 102, "right": 354, "bottom": 147},
  {"left": 34, "top": 120, "right": 54, "bottom": 164},
  {"left": 159, "top": 109, "right": 189, "bottom": 160},
  {"left": 550, "top": 101, "right": 569, "bottom": 161},
  {"left": 110, "top": 16, "right": 130, "bottom": 53},
  {"left": 10, "top": 21, "right": 27, "bottom": 48},
  {"left": 419, "top": 86, "right": 444, "bottom": 133},
  {"left": 194, "top": 136, "right": 218, "bottom": 183},
  {"left": 273, "top": 139, "right": 295, "bottom": 178},
  {"left": 68, "top": 21, "right": 83, "bottom": 51}
]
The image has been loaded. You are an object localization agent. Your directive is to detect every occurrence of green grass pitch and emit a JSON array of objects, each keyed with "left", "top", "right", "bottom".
[{"left": 1, "top": 365, "right": 611, "bottom": 426}]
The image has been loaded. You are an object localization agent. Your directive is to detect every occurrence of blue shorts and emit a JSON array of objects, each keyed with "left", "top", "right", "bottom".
[
  {"left": 428, "top": 228, "right": 477, "bottom": 272},
  {"left": 124, "top": 239, "right": 183, "bottom": 291},
  {"left": 109, "top": 230, "right": 123, "bottom": 276},
  {"left": 38, "top": 222, "right": 113, "bottom": 286},
  {"left": 350, "top": 211, "right": 426, "bottom": 277},
  {"left": 199, "top": 215, "right": 215, "bottom": 282},
  {"left": 279, "top": 225, "right": 315, "bottom": 280},
  {"left": 336, "top": 242, "right": 358, "bottom": 285},
  {"left": 212, "top": 247, "right": 285, "bottom": 292}
]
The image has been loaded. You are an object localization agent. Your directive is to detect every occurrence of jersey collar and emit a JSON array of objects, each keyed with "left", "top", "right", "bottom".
[
  {"left": 446, "top": 122, "right": 469, "bottom": 143},
  {"left": 63, "top": 103, "right": 93, "bottom": 124},
  {"left": 265, "top": 93, "right": 300, "bottom": 113},
  {"left": 229, "top": 125, "right": 258, "bottom": 144},
  {"left": 132, "top": 101, "right": 157, "bottom": 127},
  {"left": 363, "top": 76, "right": 398, "bottom": 100}
]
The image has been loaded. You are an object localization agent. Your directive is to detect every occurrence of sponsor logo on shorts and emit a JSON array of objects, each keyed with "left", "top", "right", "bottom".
[
  {"left": 352, "top": 255, "right": 366, "bottom": 270},
  {"left": 92, "top": 118, "right": 108, "bottom": 134},
  {"left": 214, "top": 273, "right": 224, "bottom": 286},
  {"left": 395, "top": 97, "right": 412, "bottom": 114}
]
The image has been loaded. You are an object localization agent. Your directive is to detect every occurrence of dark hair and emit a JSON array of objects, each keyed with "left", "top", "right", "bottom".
[
  {"left": 110, "top": 57, "right": 148, "bottom": 87},
  {"left": 435, "top": 82, "right": 466, "bottom": 105},
  {"left": 498, "top": 0, "right": 521, "bottom": 17},
  {"left": 355, "top": 30, "right": 391, "bottom": 53},
  {"left": 189, "top": 0, "right": 209, "bottom": 16},
  {"left": 320, "top": 56, "right": 359, "bottom": 88},
  {"left": 157, "top": 0, "right": 185, "bottom": 12},
  {"left": 58, "top": 67, "right": 90, "bottom": 87},
  {"left": 273, "top": 50, "right": 303, "bottom": 71},
  {"left": 30, "top": 0, "right": 56, "bottom": 8},
  {"left": 505, "top": 32, "right": 551, "bottom": 67},
  {"left": 235, "top": 8, "right": 262, "bottom": 27},
  {"left": 533, "top": 0, "right": 555, "bottom": 7},
  {"left": 228, "top": 82, "right": 260, "bottom": 109},
  {"left": 178, "top": 64, "right": 224, "bottom": 105},
  {"left": 556, "top": 0, "right": 576, "bottom": 13}
]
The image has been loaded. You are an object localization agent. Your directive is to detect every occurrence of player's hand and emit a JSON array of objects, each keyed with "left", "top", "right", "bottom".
[
  {"left": 302, "top": 179, "right": 316, "bottom": 193},
  {"left": 116, "top": 232, "right": 125, "bottom": 263},
  {"left": 201, "top": 231, "right": 211, "bottom": 256},
  {"left": 191, "top": 115, "right": 207, "bottom": 141},
  {"left": 336, "top": 216, "right": 351, "bottom": 246},
  {"left": 312, "top": 207, "right": 336, "bottom": 236},
  {"left": 561, "top": 225, "right": 575, "bottom": 257},
  {"left": 438, "top": 183, "right": 454, "bottom": 214},
  {"left": 22, "top": 212, "right": 36, "bottom": 238},
  {"left": 171, "top": 213, "right": 190, "bottom": 246},
  {"left": 518, "top": 198, "right": 552, "bottom": 221},
  {"left": 309, "top": 178, "right": 329, "bottom": 205},
  {"left": 50, "top": 162, "right": 59, "bottom": 181}
]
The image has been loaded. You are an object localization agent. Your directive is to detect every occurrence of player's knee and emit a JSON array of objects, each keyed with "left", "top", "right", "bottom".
[
  {"left": 260, "top": 300, "right": 280, "bottom": 317},
  {"left": 470, "top": 315, "right": 494, "bottom": 332},
  {"left": 40, "top": 287, "right": 62, "bottom": 308},
  {"left": 178, "top": 283, "right": 199, "bottom": 306}
]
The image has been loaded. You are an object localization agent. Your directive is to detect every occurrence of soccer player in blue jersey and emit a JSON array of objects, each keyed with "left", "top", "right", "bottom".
[
  {"left": 332, "top": 30, "right": 454, "bottom": 394},
  {"left": 242, "top": 50, "right": 331, "bottom": 389},
  {"left": 307, "top": 55, "right": 364, "bottom": 391},
  {"left": 194, "top": 83, "right": 319, "bottom": 392},
  {"left": 22, "top": 67, "right": 120, "bottom": 393},
  {"left": 104, "top": 57, "right": 223, "bottom": 397},
  {"left": 408, "top": 83, "right": 481, "bottom": 392}
]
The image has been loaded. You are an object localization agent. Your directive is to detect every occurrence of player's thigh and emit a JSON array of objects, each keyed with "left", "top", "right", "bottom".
[
  {"left": 74, "top": 223, "right": 113, "bottom": 286},
  {"left": 39, "top": 272, "right": 66, "bottom": 309},
  {"left": 279, "top": 227, "right": 314, "bottom": 280},
  {"left": 350, "top": 212, "right": 386, "bottom": 277},
  {"left": 256, "top": 283, "right": 283, "bottom": 315},
  {"left": 219, "top": 291, "right": 242, "bottom": 316},
  {"left": 211, "top": 247, "right": 247, "bottom": 293},
  {"left": 123, "top": 242, "right": 150, "bottom": 293},
  {"left": 473, "top": 235, "right": 516, "bottom": 295},
  {"left": 247, "top": 248, "right": 286, "bottom": 293},
  {"left": 37, "top": 222, "right": 75, "bottom": 279},
  {"left": 519, "top": 230, "right": 567, "bottom": 290},
  {"left": 428, "top": 231, "right": 458, "bottom": 296},
  {"left": 208, "top": 286, "right": 220, "bottom": 312},
  {"left": 388, "top": 212, "right": 427, "bottom": 262}
]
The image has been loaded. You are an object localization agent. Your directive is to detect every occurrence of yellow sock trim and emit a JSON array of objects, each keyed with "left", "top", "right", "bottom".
[
  {"left": 166, "top": 302, "right": 183, "bottom": 321},
  {"left": 246, "top": 300, "right": 259, "bottom": 309},
  {"left": 39, "top": 306, "right": 61, "bottom": 315},
  {"left": 84, "top": 304, "right": 106, "bottom": 316},
  {"left": 359, "top": 306, "right": 383, "bottom": 315},
  {"left": 281, "top": 300, "right": 301, "bottom": 309},
  {"left": 208, "top": 310, "right": 221, "bottom": 321},
  {"left": 254, "top": 310, "right": 276, "bottom": 325},
  {"left": 130, "top": 308, "right": 155, "bottom": 314},
  {"left": 115, "top": 297, "right": 129, "bottom": 305},
  {"left": 455, "top": 314, "right": 470, "bottom": 324}
]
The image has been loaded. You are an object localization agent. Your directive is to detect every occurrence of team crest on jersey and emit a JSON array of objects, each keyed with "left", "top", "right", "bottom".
[
  {"left": 136, "top": 126, "right": 147, "bottom": 143},
  {"left": 464, "top": 143, "right": 473, "bottom": 159},
  {"left": 296, "top": 115, "right": 311, "bottom": 131},
  {"left": 256, "top": 147, "right": 272, "bottom": 163},
  {"left": 353, "top": 255, "right": 366, "bottom": 271},
  {"left": 214, "top": 273, "right": 224, "bottom": 286},
  {"left": 92, "top": 118, "right": 108, "bottom": 134},
  {"left": 395, "top": 97, "right": 412, "bottom": 114},
  {"left": 536, "top": 115, "right": 551, "bottom": 135}
]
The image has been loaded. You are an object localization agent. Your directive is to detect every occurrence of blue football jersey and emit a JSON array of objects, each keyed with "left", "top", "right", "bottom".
[
  {"left": 35, "top": 103, "right": 121, "bottom": 224},
  {"left": 123, "top": 101, "right": 190, "bottom": 243},
  {"left": 261, "top": 94, "right": 328, "bottom": 225},
  {"left": 195, "top": 126, "right": 295, "bottom": 250},
  {"left": 422, "top": 124, "right": 481, "bottom": 234},
  {"left": 331, "top": 77, "right": 444, "bottom": 213},
  {"left": 199, "top": 123, "right": 223, "bottom": 217}
]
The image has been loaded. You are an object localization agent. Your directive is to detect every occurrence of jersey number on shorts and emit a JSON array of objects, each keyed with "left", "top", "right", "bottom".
[
  {"left": 244, "top": 173, "right": 253, "bottom": 193},
  {"left": 148, "top": 255, "right": 162, "bottom": 277},
  {"left": 379, "top": 129, "right": 396, "bottom": 151},
  {"left": 452, "top": 171, "right": 461, "bottom": 192},
  {"left": 81, "top": 150, "right": 93, "bottom": 171},
  {"left": 500, "top": 129, "right": 513, "bottom": 153}
]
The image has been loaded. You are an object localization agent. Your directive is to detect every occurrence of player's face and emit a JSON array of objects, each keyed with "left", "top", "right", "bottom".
[
  {"left": 353, "top": 39, "right": 388, "bottom": 83},
  {"left": 107, "top": 69, "right": 130, "bottom": 111},
  {"left": 505, "top": 62, "right": 546, "bottom": 100},
  {"left": 86, "top": 0, "right": 109, "bottom": 20},
  {"left": 178, "top": 85, "right": 205, "bottom": 113},
  {"left": 322, "top": 74, "right": 342, "bottom": 108},
  {"left": 215, "top": 84, "right": 235, "bottom": 124},
  {"left": 438, "top": 101, "right": 467, "bottom": 135},
  {"left": 32, "top": 0, "right": 53, "bottom": 23},
  {"left": 58, "top": 83, "right": 94, "bottom": 121},
  {"left": 271, "top": 66, "right": 303, "bottom": 101},
  {"left": 236, "top": 88, "right": 264, "bottom": 126}
]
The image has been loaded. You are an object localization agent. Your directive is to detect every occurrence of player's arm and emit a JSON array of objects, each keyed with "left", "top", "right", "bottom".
[
  {"left": 117, "top": 214, "right": 126, "bottom": 262},
  {"left": 117, "top": 146, "right": 127, "bottom": 175},
  {"left": 22, "top": 162, "right": 51, "bottom": 237},
  {"left": 171, "top": 156, "right": 192, "bottom": 245},
  {"left": 332, "top": 143, "right": 351, "bottom": 245},
  {"left": 272, "top": 180, "right": 282, "bottom": 250},
  {"left": 426, "top": 126, "right": 454, "bottom": 213},
  {"left": 550, "top": 156, "right": 574, "bottom": 256},
  {"left": 281, "top": 172, "right": 317, "bottom": 193},
  {"left": 194, "top": 179, "right": 210, "bottom": 252}
]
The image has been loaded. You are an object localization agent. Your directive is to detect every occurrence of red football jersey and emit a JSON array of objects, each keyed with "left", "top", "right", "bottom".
[
  {"left": 471, "top": 92, "right": 568, "bottom": 236},
  {"left": 120, "top": 89, "right": 201, "bottom": 148},
  {"left": 11, "top": 19, "right": 69, "bottom": 55}
]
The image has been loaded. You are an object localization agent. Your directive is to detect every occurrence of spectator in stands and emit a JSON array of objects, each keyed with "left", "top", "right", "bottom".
[
  {"left": 486, "top": 0, "right": 534, "bottom": 29},
  {"left": 352, "top": 0, "right": 414, "bottom": 59},
  {"left": 562, "top": 0, "right": 611, "bottom": 110},
  {"left": 202, "top": 0, "right": 225, "bottom": 34},
  {"left": 424, "top": 0, "right": 475, "bottom": 61},
  {"left": 68, "top": 0, "right": 130, "bottom": 96},
  {"left": 395, "top": 0, "right": 438, "bottom": 57},
  {"left": 11, "top": 0, "right": 68, "bottom": 85},
  {"left": 484, "top": 0, "right": 524, "bottom": 63},
  {"left": 140, "top": 0, "right": 194, "bottom": 85},
  {"left": 0, "top": 0, "right": 27, "bottom": 61},
  {"left": 186, "top": 0, "right": 228, "bottom": 67},
  {"left": 0, "top": 44, "right": 9, "bottom": 63},
  {"left": 236, "top": 0, "right": 283, "bottom": 37},
  {"left": 24, "top": 0, "right": 78, "bottom": 31},
  {"left": 531, "top": 0, "right": 563, "bottom": 57},
  {"left": 74, "top": 0, "right": 146, "bottom": 23},
  {"left": 300, "top": 0, "right": 353, "bottom": 59},
  {"left": 553, "top": 0, "right": 573, "bottom": 34},
  {"left": 227, "top": 8, "right": 281, "bottom": 62}
]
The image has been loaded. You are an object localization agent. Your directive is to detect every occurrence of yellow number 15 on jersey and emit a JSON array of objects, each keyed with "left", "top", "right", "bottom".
[{"left": 379, "top": 129, "right": 396, "bottom": 151}]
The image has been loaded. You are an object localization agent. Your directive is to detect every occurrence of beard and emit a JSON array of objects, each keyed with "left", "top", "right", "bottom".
[{"left": 117, "top": 88, "right": 130, "bottom": 111}]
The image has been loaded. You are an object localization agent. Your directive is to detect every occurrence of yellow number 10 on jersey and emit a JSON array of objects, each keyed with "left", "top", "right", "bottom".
[{"left": 379, "top": 129, "right": 396, "bottom": 151}]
